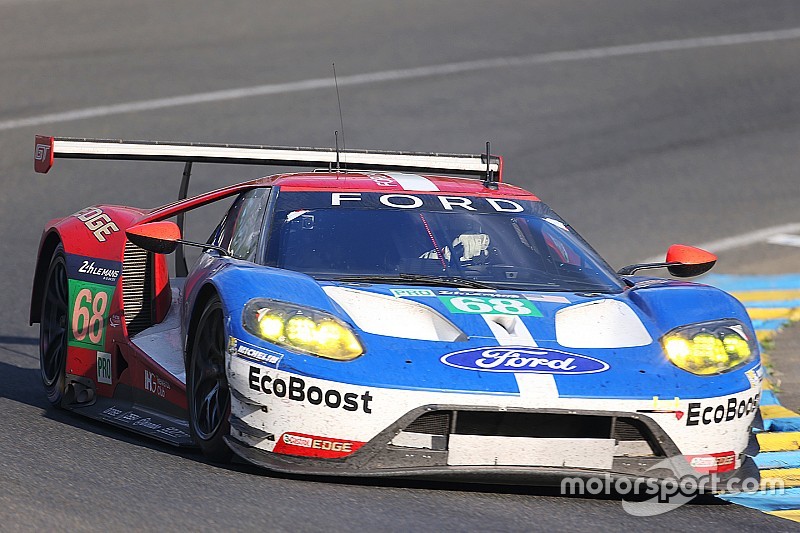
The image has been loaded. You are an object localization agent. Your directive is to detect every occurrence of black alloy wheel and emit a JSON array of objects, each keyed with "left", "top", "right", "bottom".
[
  {"left": 39, "top": 244, "right": 69, "bottom": 406},
  {"left": 188, "top": 295, "right": 233, "bottom": 462}
]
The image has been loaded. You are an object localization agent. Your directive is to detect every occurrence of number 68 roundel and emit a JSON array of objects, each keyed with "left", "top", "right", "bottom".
[{"left": 68, "top": 281, "right": 114, "bottom": 350}]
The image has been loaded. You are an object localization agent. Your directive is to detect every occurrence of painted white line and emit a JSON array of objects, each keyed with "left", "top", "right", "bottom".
[
  {"left": 767, "top": 233, "right": 800, "bottom": 248},
  {"left": 3, "top": 27, "right": 800, "bottom": 132},
  {"left": 0, "top": 0, "right": 62, "bottom": 6},
  {"left": 642, "top": 222, "right": 800, "bottom": 263}
]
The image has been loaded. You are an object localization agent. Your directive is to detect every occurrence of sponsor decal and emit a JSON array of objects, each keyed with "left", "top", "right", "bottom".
[
  {"left": 248, "top": 366, "right": 373, "bottom": 413},
  {"left": 330, "top": 192, "right": 526, "bottom": 213},
  {"left": 73, "top": 207, "right": 120, "bottom": 243},
  {"left": 99, "top": 406, "right": 190, "bottom": 439},
  {"left": 367, "top": 175, "right": 397, "bottom": 187},
  {"left": 67, "top": 280, "right": 113, "bottom": 350},
  {"left": 685, "top": 392, "right": 760, "bottom": 426},
  {"left": 67, "top": 254, "right": 121, "bottom": 286},
  {"left": 229, "top": 337, "right": 282, "bottom": 367},
  {"left": 686, "top": 451, "right": 736, "bottom": 474},
  {"left": 283, "top": 433, "right": 313, "bottom": 447},
  {"left": 636, "top": 396, "right": 684, "bottom": 420},
  {"left": 133, "top": 417, "right": 162, "bottom": 430},
  {"left": 441, "top": 347, "right": 610, "bottom": 374},
  {"left": 157, "top": 426, "right": 190, "bottom": 438},
  {"left": 96, "top": 351, "right": 112, "bottom": 385},
  {"left": 274, "top": 432, "right": 365, "bottom": 459},
  {"left": 144, "top": 369, "right": 171, "bottom": 398},
  {"left": 34, "top": 142, "right": 50, "bottom": 163},
  {"left": 390, "top": 288, "right": 436, "bottom": 298},
  {"left": 119, "top": 411, "right": 141, "bottom": 423},
  {"left": 437, "top": 289, "right": 497, "bottom": 296},
  {"left": 745, "top": 365, "right": 763, "bottom": 388},
  {"left": 102, "top": 406, "right": 123, "bottom": 417},
  {"left": 439, "top": 295, "right": 543, "bottom": 317}
]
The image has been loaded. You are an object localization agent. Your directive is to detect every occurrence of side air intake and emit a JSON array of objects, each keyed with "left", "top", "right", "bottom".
[{"left": 122, "top": 241, "right": 154, "bottom": 336}]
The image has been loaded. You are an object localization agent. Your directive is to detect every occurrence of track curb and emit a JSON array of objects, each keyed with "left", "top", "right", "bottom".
[{"left": 703, "top": 274, "right": 800, "bottom": 523}]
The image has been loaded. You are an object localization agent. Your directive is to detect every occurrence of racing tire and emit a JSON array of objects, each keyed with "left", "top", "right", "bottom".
[
  {"left": 39, "top": 243, "right": 69, "bottom": 406},
  {"left": 188, "top": 295, "right": 233, "bottom": 463}
]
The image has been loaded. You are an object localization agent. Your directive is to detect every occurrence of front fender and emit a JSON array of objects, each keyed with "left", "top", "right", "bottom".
[{"left": 627, "top": 278, "right": 754, "bottom": 336}]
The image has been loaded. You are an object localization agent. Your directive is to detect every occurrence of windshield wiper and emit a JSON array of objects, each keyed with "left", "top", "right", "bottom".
[{"left": 324, "top": 273, "right": 498, "bottom": 290}]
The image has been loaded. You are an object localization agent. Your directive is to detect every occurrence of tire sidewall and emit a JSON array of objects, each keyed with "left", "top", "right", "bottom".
[
  {"left": 187, "top": 296, "right": 233, "bottom": 462},
  {"left": 39, "top": 244, "right": 68, "bottom": 406}
]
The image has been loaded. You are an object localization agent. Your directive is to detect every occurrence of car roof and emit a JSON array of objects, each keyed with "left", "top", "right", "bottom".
[{"left": 256, "top": 172, "right": 540, "bottom": 200}]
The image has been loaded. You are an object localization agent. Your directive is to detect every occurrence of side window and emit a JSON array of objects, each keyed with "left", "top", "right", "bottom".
[{"left": 219, "top": 188, "right": 271, "bottom": 261}]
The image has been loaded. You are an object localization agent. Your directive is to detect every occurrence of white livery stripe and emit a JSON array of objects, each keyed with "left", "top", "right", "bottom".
[
  {"left": 480, "top": 314, "right": 560, "bottom": 400},
  {"left": 383, "top": 173, "right": 439, "bottom": 191},
  {"left": 481, "top": 314, "right": 537, "bottom": 347}
]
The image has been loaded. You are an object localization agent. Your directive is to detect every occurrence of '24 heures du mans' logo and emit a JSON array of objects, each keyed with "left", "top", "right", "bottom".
[{"left": 440, "top": 347, "right": 610, "bottom": 374}]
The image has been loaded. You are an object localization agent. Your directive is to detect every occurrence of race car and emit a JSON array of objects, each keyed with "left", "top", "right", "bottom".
[{"left": 30, "top": 136, "right": 762, "bottom": 486}]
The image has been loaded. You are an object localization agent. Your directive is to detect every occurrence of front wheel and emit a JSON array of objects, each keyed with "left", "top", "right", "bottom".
[{"left": 187, "top": 295, "right": 233, "bottom": 463}]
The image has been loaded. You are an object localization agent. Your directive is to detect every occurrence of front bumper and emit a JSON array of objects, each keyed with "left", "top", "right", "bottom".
[{"left": 226, "top": 402, "right": 760, "bottom": 489}]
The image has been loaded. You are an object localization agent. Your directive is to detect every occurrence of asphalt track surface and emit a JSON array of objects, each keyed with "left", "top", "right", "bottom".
[{"left": 1, "top": 1, "right": 800, "bottom": 531}]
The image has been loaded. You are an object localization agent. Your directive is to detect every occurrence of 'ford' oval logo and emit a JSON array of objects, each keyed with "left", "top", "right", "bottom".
[{"left": 440, "top": 347, "right": 610, "bottom": 374}]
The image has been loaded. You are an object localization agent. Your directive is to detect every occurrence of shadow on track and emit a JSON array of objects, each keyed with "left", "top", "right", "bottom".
[
  {"left": 0, "top": 347, "right": 733, "bottom": 507},
  {"left": 0, "top": 356, "right": 208, "bottom": 463}
]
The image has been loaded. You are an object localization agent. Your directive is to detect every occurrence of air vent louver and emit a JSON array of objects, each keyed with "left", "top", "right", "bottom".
[{"left": 122, "top": 241, "right": 153, "bottom": 336}]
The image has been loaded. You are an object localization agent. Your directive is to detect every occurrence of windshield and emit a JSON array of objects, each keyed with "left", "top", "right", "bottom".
[{"left": 263, "top": 190, "right": 624, "bottom": 293}]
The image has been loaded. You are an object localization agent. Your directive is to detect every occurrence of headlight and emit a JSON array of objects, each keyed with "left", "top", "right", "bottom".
[
  {"left": 243, "top": 299, "right": 364, "bottom": 361},
  {"left": 661, "top": 320, "right": 756, "bottom": 375}
]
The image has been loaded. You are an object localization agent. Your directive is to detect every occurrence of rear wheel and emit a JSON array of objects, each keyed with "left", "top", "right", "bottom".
[
  {"left": 187, "top": 296, "right": 233, "bottom": 462},
  {"left": 39, "top": 243, "right": 68, "bottom": 406}
]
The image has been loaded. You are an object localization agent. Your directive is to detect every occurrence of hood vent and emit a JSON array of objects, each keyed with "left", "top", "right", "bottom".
[
  {"left": 323, "top": 286, "right": 465, "bottom": 342},
  {"left": 555, "top": 299, "right": 652, "bottom": 348}
]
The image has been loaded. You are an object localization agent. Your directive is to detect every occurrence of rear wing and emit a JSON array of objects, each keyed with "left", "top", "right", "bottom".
[
  {"left": 33, "top": 136, "right": 502, "bottom": 181},
  {"left": 34, "top": 135, "right": 503, "bottom": 276}
]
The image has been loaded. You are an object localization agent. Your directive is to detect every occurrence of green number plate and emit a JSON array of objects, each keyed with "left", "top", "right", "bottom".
[
  {"left": 439, "top": 295, "right": 542, "bottom": 316},
  {"left": 67, "top": 279, "right": 114, "bottom": 349}
]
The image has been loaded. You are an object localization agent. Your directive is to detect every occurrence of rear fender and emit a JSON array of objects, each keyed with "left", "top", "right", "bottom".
[
  {"left": 30, "top": 205, "right": 172, "bottom": 398},
  {"left": 31, "top": 205, "right": 149, "bottom": 322}
]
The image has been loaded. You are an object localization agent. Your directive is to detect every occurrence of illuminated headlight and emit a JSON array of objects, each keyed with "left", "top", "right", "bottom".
[
  {"left": 243, "top": 299, "right": 364, "bottom": 361},
  {"left": 661, "top": 320, "right": 756, "bottom": 375}
]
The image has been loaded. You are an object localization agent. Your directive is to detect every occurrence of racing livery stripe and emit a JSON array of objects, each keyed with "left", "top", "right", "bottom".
[
  {"left": 477, "top": 314, "right": 562, "bottom": 404},
  {"left": 383, "top": 173, "right": 439, "bottom": 191}
]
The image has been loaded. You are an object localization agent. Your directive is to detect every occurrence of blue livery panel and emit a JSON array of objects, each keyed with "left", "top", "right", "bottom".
[{"left": 195, "top": 259, "right": 758, "bottom": 400}]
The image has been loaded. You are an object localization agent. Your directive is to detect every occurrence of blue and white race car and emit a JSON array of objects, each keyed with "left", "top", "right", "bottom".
[{"left": 31, "top": 137, "right": 762, "bottom": 486}]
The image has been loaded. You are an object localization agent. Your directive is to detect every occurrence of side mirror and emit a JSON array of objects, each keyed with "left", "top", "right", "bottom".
[
  {"left": 665, "top": 244, "right": 717, "bottom": 277},
  {"left": 126, "top": 221, "right": 182, "bottom": 254},
  {"left": 617, "top": 244, "right": 717, "bottom": 277}
]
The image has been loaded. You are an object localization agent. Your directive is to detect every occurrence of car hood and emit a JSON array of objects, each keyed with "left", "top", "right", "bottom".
[
  {"left": 302, "top": 280, "right": 757, "bottom": 399},
  {"left": 212, "top": 264, "right": 758, "bottom": 400}
]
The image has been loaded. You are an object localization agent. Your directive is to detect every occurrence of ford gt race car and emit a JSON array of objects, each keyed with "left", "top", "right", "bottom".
[{"left": 30, "top": 136, "right": 762, "bottom": 487}]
